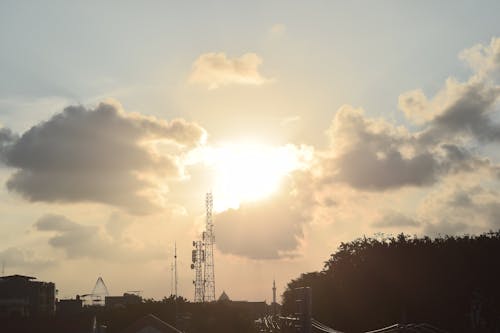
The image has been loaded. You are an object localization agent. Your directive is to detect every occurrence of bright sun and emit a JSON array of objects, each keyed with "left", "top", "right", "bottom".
[{"left": 192, "top": 142, "right": 311, "bottom": 211}]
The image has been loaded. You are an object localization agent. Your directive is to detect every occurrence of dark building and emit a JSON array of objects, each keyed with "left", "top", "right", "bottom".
[
  {"left": 56, "top": 296, "right": 83, "bottom": 315},
  {"left": 0, "top": 274, "right": 55, "bottom": 317},
  {"left": 217, "top": 291, "right": 268, "bottom": 318},
  {"left": 105, "top": 293, "right": 142, "bottom": 308}
]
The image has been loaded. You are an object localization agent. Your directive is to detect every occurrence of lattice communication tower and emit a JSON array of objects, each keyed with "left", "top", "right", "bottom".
[
  {"left": 203, "top": 192, "right": 216, "bottom": 302},
  {"left": 191, "top": 240, "right": 204, "bottom": 302},
  {"left": 191, "top": 192, "right": 216, "bottom": 302}
]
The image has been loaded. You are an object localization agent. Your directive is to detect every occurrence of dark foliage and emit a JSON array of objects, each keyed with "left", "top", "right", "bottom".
[
  {"left": 96, "top": 296, "right": 256, "bottom": 333},
  {"left": 2, "top": 296, "right": 258, "bottom": 333},
  {"left": 282, "top": 231, "right": 500, "bottom": 333}
]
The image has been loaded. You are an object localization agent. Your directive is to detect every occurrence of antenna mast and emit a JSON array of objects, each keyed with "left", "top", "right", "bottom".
[
  {"left": 174, "top": 242, "right": 178, "bottom": 298},
  {"left": 203, "top": 192, "right": 216, "bottom": 302},
  {"left": 170, "top": 262, "right": 174, "bottom": 296}
]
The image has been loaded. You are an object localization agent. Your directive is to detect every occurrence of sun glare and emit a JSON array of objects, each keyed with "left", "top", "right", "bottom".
[{"left": 192, "top": 142, "right": 311, "bottom": 211}]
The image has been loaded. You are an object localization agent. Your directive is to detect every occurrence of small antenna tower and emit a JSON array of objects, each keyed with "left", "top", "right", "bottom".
[
  {"left": 2, "top": 261, "right": 4, "bottom": 276},
  {"left": 170, "top": 262, "right": 174, "bottom": 297},
  {"left": 203, "top": 192, "right": 216, "bottom": 302},
  {"left": 174, "top": 242, "right": 178, "bottom": 298}
]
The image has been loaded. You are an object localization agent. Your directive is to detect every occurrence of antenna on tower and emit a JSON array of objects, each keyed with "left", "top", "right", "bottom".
[{"left": 1, "top": 261, "right": 4, "bottom": 276}]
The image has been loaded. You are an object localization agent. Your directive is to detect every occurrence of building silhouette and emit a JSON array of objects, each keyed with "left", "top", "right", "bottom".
[{"left": 0, "top": 274, "right": 55, "bottom": 317}]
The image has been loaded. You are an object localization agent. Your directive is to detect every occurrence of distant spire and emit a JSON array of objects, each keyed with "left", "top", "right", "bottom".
[{"left": 272, "top": 278, "right": 277, "bottom": 315}]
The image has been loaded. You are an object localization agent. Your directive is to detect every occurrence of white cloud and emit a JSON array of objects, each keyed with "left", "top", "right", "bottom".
[
  {"left": 459, "top": 37, "right": 500, "bottom": 78},
  {"left": 189, "top": 52, "right": 270, "bottom": 89}
]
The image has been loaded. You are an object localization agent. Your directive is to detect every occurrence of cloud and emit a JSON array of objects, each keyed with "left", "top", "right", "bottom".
[
  {"left": 1, "top": 101, "right": 206, "bottom": 214},
  {"left": 423, "top": 220, "right": 469, "bottom": 236},
  {"left": 399, "top": 38, "right": 500, "bottom": 142},
  {"left": 319, "top": 36, "right": 500, "bottom": 192},
  {"left": 0, "top": 247, "right": 54, "bottom": 271},
  {"left": 189, "top": 52, "right": 270, "bottom": 89},
  {"left": 211, "top": 37, "right": 500, "bottom": 261},
  {"left": 34, "top": 214, "right": 165, "bottom": 261},
  {"left": 415, "top": 182, "right": 500, "bottom": 237},
  {"left": 216, "top": 172, "right": 313, "bottom": 259},
  {"left": 399, "top": 78, "right": 500, "bottom": 143},
  {"left": 318, "top": 105, "right": 498, "bottom": 190},
  {"left": 0, "top": 127, "right": 17, "bottom": 162},
  {"left": 421, "top": 78, "right": 500, "bottom": 143},
  {"left": 372, "top": 211, "right": 421, "bottom": 228},
  {"left": 459, "top": 37, "right": 500, "bottom": 78},
  {"left": 320, "top": 105, "right": 441, "bottom": 190}
]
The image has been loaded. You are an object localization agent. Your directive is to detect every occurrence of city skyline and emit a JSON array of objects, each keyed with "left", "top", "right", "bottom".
[{"left": 1, "top": 1, "right": 500, "bottom": 302}]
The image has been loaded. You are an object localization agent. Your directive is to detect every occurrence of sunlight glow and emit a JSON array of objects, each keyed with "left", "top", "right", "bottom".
[{"left": 189, "top": 142, "right": 312, "bottom": 211}]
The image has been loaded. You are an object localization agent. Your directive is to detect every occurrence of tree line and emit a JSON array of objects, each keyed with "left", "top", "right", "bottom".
[{"left": 282, "top": 231, "right": 500, "bottom": 332}]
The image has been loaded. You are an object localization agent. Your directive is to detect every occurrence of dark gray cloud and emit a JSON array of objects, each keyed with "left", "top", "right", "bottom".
[
  {"left": 0, "top": 127, "right": 17, "bottom": 162},
  {"left": 1, "top": 101, "right": 206, "bottom": 214},
  {"left": 216, "top": 172, "right": 313, "bottom": 260},
  {"left": 419, "top": 80, "right": 500, "bottom": 144},
  {"left": 332, "top": 148, "right": 438, "bottom": 190},
  {"left": 372, "top": 211, "right": 421, "bottom": 228},
  {"left": 34, "top": 214, "right": 165, "bottom": 261},
  {"left": 321, "top": 106, "right": 440, "bottom": 190}
]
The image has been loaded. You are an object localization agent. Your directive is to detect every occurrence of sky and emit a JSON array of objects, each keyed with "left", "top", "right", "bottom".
[{"left": 1, "top": 0, "right": 500, "bottom": 302}]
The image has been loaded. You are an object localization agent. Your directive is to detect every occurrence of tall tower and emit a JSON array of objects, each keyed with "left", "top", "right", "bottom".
[
  {"left": 191, "top": 240, "right": 204, "bottom": 302},
  {"left": 203, "top": 192, "right": 216, "bottom": 302}
]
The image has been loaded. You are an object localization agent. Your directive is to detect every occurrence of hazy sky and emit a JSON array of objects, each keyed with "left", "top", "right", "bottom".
[{"left": 1, "top": 0, "right": 500, "bottom": 302}]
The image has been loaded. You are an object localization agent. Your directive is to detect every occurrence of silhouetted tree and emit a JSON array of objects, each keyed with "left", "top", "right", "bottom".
[{"left": 283, "top": 231, "right": 500, "bottom": 332}]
